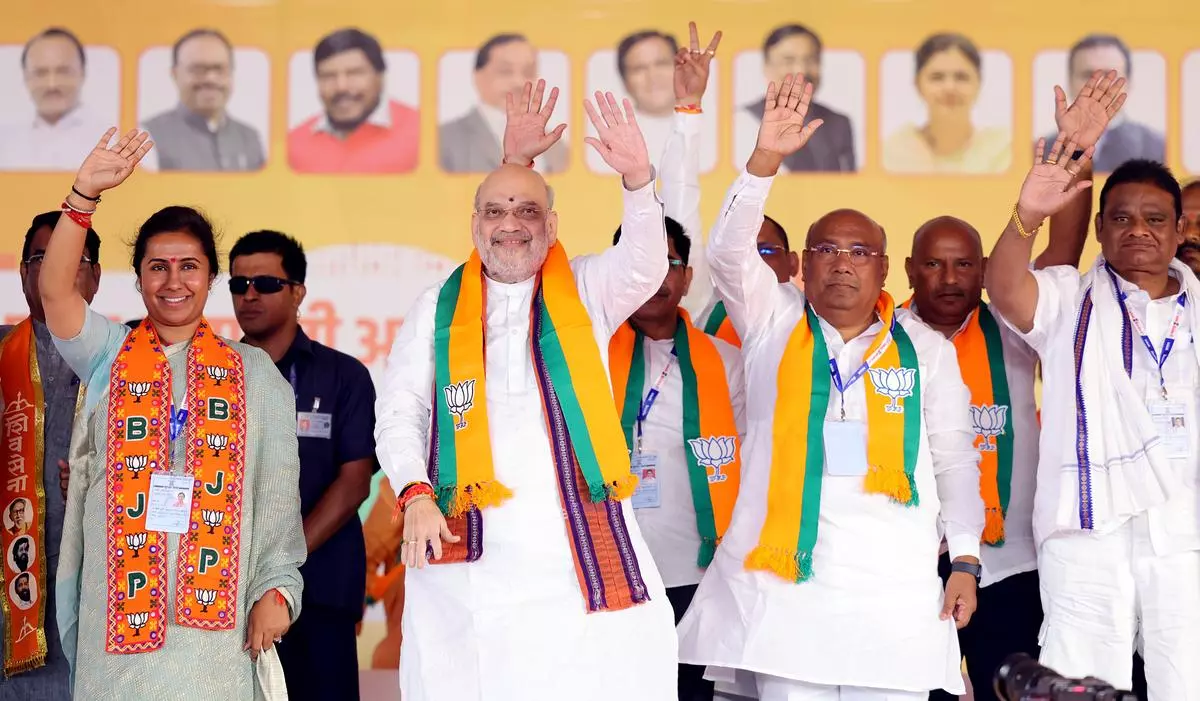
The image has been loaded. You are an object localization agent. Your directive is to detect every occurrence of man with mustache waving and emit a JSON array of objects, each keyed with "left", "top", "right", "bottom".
[
  {"left": 986, "top": 69, "right": 1200, "bottom": 700},
  {"left": 676, "top": 73, "right": 984, "bottom": 700},
  {"left": 374, "top": 80, "right": 677, "bottom": 700},
  {"left": 907, "top": 72, "right": 1121, "bottom": 701}
]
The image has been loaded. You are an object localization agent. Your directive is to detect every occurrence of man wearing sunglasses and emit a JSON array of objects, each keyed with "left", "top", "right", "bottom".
[
  {"left": 228, "top": 230, "right": 378, "bottom": 701},
  {"left": 0, "top": 211, "right": 100, "bottom": 696}
]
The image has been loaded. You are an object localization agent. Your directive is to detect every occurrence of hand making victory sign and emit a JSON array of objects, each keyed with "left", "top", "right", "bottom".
[
  {"left": 502, "top": 79, "right": 567, "bottom": 168},
  {"left": 674, "top": 21, "right": 722, "bottom": 108}
]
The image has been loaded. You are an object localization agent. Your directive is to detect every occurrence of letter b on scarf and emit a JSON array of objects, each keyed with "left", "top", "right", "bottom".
[
  {"left": 208, "top": 398, "right": 229, "bottom": 421},
  {"left": 126, "top": 417, "right": 148, "bottom": 441}
]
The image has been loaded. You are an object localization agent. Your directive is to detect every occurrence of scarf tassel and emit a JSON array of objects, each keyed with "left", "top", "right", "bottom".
[
  {"left": 439, "top": 481, "right": 514, "bottom": 518},
  {"left": 596, "top": 472, "right": 639, "bottom": 504},
  {"left": 983, "top": 506, "right": 1006, "bottom": 546},
  {"left": 745, "top": 545, "right": 814, "bottom": 584},
  {"left": 864, "top": 462, "right": 919, "bottom": 507}
]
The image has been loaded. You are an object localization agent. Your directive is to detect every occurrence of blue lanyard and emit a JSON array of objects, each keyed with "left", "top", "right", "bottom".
[
  {"left": 1107, "top": 266, "right": 1187, "bottom": 398},
  {"left": 169, "top": 403, "right": 188, "bottom": 442},
  {"left": 828, "top": 334, "right": 892, "bottom": 395},
  {"left": 288, "top": 364, "right": 298, "bottom": 398},
  {"left": 635, "top": 347, "right": 677, "bottom": 451}
]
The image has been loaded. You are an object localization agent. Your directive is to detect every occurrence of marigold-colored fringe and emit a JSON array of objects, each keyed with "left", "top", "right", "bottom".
[
  {"left": 745, "top": 545, "right": 813, "bottom": 583},
  {"left": 605, "top": 472, "right": 640, "bottom": 503},
  {"left": 983, "top": 506, "right": 1006, "bottom": 546},
  {"left": 865, "top": 462, "right": 915, "bottom": 506},
  {"left": 447, "top": 481, "right": 513, "bottom": 517}
]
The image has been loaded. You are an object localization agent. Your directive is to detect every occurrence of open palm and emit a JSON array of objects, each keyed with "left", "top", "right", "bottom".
[
  {"left": 73, "top": 129, "right": 153, "bottom": 197},
  {"left": 1018, "top": 135, "right": 1095, "bottom": 222},
  {"left": 674, "top": 22, "right": 721, "bottom": 105},
  {"left": 503, "top": 79, "right": 566, "bottom": 165},
  {"left": 1054, "top": 69, "right": 1127, "bottom": 151},
  {"left": 584, "top": 91, "right": 650, "bottom": 182},
  {"left": 755, "top": 74, "right": 823, "bottom": 156}
]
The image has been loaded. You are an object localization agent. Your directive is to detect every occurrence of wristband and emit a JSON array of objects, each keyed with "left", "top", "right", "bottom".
[
  {"left": 71, "top": 186, "right": 100, "bottom": 202},
  {"left": 674, "top": 104, "right": 702, "bottom": 114},
  {"left": 950, "top": 560, "right": 982, "bottom": 582},
  {"left": 501, "top": 157, "right": 535, "bottom": 168},
  {"left": 1010, "top": 204, "right": 1041, "bottom": 239}
]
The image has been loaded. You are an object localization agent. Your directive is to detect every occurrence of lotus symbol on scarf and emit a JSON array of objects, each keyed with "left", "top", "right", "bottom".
[
  {"left": 206, "top": 433, "right": 229, "bottom": 457},
  {"left": 868, "top": 367, "right": 916, "bottom": 414},
  {"left": 202, "top": 509, "right": 224, "bottom": 534},
  {"left": 126, "top": 611, "right": 149, "bottom": 636},
  {"left": 206, "top": 365, "right": 229, "bottom": 386},
  {"left": 195, "top": 588, "right": 217, "bottom": 613},
  {"left": 688, "top": 436, "right": 737, "bottom": 484},
  {"left": 128, "top": 381, "right": 151, "bottom": 403},
  {"left": 125, "top": 532, "right": 147, "bottom": 558},
  {"left": 970, "top": 404, "right": 1008, "bottom": 451},
  {"left": 125, "top": 455, "right": 148, "bottom": 479},
  {"left": 444, "top": 380, "right": 476, "bottom": 430}
]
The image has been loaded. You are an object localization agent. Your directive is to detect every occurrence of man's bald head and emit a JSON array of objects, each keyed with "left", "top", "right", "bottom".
[
  {"left": 471, "top": 164, "right": 559, "bottom": 284},
  {"left": 805, "top": 209, "right": 887, "bottom": 251},
  {"left": 905, "top": 215, "right": 986, "bottom": 335},
  {"left": 473, "top": 163, "right": 554, "bottom": 211}
]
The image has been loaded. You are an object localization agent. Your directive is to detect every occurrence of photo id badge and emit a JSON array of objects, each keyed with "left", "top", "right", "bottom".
[
  {"left": 297, "top": 412, "right": 332, "bottom": 439},
  {"left": 824, "top": 420, "right": 869, "bottom": 476},
  {"left": 146, "top": 473, "right": 195, "bottom": 534},
  {"left": 630, "top": 453, "right": 661, "bottom": 509},
  {"left": 1149, "top": 401, "right": 1190, "bottom": 459}
]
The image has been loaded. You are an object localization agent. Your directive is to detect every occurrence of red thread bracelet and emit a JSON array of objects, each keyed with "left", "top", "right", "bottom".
[
  {"left": 393, "top": 482, "right": 435, "bottom": 521},
  {"left": 674, "top": 104, "right": 702, "bottom": 114},
  {"left": 61, "top": 202, "right": 93, "bottom": 229}
]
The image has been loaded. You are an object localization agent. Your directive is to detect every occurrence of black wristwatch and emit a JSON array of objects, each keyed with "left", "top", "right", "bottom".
[{"left": 950, "top": 560, "right": 982, "bottom": 583}]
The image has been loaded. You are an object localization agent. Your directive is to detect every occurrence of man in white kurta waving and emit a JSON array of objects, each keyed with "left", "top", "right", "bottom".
[
  {"left": 374, "top": 80, "right": 677, "bottom": 700},
  {"left": 985, "top": 69, "right": 1200, "bottom": 699},
  {"left": 676, "top": 73, "right": 985, "bottom": 700}
]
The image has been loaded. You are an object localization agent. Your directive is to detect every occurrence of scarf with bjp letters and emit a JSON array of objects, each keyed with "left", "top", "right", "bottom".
[
  {"left": 747, "top": 292, "right": 922, "bottom": 583},
  {"left": 0, "top": 320, "right": 51, "bottom": 675},
  {"left": 428, "top": 242, "right": 650, "bottom": 612},
  {"left": 902, "top": 298, "right": 1013, "bottom": 545},
  {"left": 702, "top": 301, "right": 742, "bottom": 348},
  {"left": 105, "top": 319, "right": 246, "bottom": 653},
  {"left": 609, "top": 309, "right": 742, "bottom": 567}
]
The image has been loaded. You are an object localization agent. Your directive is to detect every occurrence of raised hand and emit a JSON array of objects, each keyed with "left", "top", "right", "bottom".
[
  {"left": 1017, "top": 134, "right": 1096, "bottom": 226},
  {"left": 502, "top": 79, "right": 567, "bottom": 167},
  {"left": 72, "top": 128, "right": 154, "bottom": 199},
  {"left": 1054, "top": 69, "right": 1127, "bottom": 151},
  {"left": 674, "top": 21, "right": 722, "bottom": 107},
  {"left": 755, "top": 74, "right": 823, "bottom": 157},
  {"left": 584, "top": 91, "right": 653, "bottom": 189}
]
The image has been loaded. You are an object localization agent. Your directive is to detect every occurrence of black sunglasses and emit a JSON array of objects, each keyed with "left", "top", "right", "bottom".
[{"left": 228, "top": 275, "right": 298, "bottom": 295}]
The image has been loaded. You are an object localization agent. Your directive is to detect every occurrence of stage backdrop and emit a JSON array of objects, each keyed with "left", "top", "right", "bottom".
[{"left": 2, "top": 0, "right": 1198, "bottom": 671}]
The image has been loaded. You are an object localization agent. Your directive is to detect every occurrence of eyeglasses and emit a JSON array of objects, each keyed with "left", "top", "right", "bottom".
[
  {"left": 228, "top": 275, "right": 298, "bottom": 295},
  {"left": 757, "top": 244, "right": 787, "bottom": 257},
  {"left": 805, "top": 244, "right": 884, "bottom": 267},
  {"left": 23, "top": 253, "right": 93, "bottom": 267},
  {"left": 476, "top": 204, "right": 548, "bottom": 221}
]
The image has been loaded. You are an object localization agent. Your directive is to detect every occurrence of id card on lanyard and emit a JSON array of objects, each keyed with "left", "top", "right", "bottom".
[
  {"left": 824, "top": 334, "right": 891, "bottom": 476},
  {"left": 290, "top": 363, "right": 332, "bottom": 439},
  {"left": 630, "top": 347, "right": 676, "bottom": 509}
]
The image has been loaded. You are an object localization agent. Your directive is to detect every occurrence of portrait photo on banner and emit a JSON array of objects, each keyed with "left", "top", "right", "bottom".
[
  {"left": 1182, "top": 50, "right": 1200, "bottom": 174},
  {"left": 879, "top": 32, "right": 1013, "bottom": 175},
  {"left": 7, "top": 534, "right": 34, "bottom": 574},
  {"left": 0, "top": 28, "right": 120, "bottom": 172},
  {"left": 286, "top": 27, "right": 421, "bottom": 175},
  {"left": 8, "top": 570, "right": 38, "bottom": 611},
  {"left": 137, "top": 29, "right": 271, "bottom": 173},
  {"left": 584, "top": 29, "right": 721, "bottom": 175},
  {"left": 731, "top": 23, "right": 864, "bottom": 174},
  {"left": 3, "top": 497, "right": 32, "bottom": 537},
  {"left": 1032, "top": 35, "right": 1167, "bottom": 173},
  {"left": 437, "top": 34, "right": 570, "bottom": 175}
]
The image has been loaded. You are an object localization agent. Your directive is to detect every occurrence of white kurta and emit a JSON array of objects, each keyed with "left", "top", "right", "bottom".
[
  {"left": 908, "top": 303, "right": 1040, "bottom": 587},
  {"left": 375, "top": 181, "right": 679, "bottom": 701},
  {"left": 676, "top": 171, "right": 984, "bottom": 695},
  {"left": 629, "top": 335, "right": 746, "bottom": 588}
]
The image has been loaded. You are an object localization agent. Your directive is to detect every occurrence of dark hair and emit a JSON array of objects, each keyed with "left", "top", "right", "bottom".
[
  {"left": 612, "top": 217, "right": 691, "bottom": 265},
  {"left": 762, "top": 214, "right": 791, "bottom": 251},
  {"left": 21, "top": 27, "right": 86, "bottom": 70},
  {"left": 131, "top": 206, "right": 221, "bottom": 278},
  {"left": 763, "top": 24, "right": 823, "bottom": 57},
  {"left": 229, "top": 230, "right": 307, "bottom": 283},
  {"left": 23, "top": 211, "right": 100, "bottom": 265},
  {"left": 475, "top": 33, "right": 527, "bottom": 71},
  {"left": 1100, "top": 159, "right": 1182, "bottom": 220},
  {"left": 616, "top": 30, "right": 678, "bottom": 81},
  {"left": 1177, "top": 240, "right": 1200, "bottom": 257},
  {"left": 1182, "top": 179, "right": 1200, "bottom": 196},
  {"left": 313, "top": 28, "right": 386, "bottom": 73},
  {"left": 1068, "top": 34, "right": 1132, "bottom": 79},
  {"left": 915, "top": 32, "right": 981, "bottom": 74},
  {"left": 172, "top": 28, "right": 233, "bottom": 68}
]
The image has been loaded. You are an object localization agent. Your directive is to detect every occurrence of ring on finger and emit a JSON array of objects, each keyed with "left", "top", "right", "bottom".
[{"left": 1045, "top": 158, "right": 1058, "bottom": 165}]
